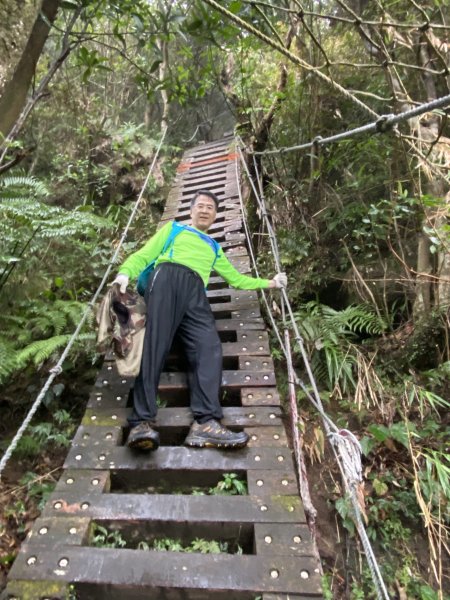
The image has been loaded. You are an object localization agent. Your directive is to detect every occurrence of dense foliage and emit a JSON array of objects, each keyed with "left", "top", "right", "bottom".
[{"left": 0, "top": 1, "right": 448, "bottom": 598}]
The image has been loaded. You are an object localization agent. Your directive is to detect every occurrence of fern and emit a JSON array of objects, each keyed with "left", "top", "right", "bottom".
[
  {"left": 0, "top": 295, "right": 97, "bottom": 384},
  {"left": 1, "top": 198, "right": 111, "bottom": 239},
  {"left": 325, "top": 304, "right": 387, "bottom": 336},
  {"left": 26, "top": 300, "right": 90, "bottom": 338},
  {"left": 0, "top": 338, "right": 20, "bottom": 383},
  {"left": 293, "top": 302, "right": 386, "bottom": 393},
  {"left": 15, "top": 333, "right": 95, "bottom": 368},
  {"left": 0, "top": 174, "right": 113, "bottom": 281},
  {"left": 0, "top": 173, "right": 112, "bottom": 387},
  {"left": 0, "top": 175, "right": 49, "bottom": 198}
]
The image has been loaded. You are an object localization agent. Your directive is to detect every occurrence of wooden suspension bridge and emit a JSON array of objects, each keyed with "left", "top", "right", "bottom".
[{"left": 3, "top": 136, "right": 323, "bottom": 600}]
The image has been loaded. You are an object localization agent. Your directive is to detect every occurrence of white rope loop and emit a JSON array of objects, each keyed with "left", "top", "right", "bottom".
[
  {"left": 328, "top": 429, "right": 363, "bottom": 485},
  {"left": 0, "top": 127, "right": 168, "bottom": 479}
]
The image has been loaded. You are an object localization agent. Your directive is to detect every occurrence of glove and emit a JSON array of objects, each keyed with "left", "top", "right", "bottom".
[
  {"left": 271, "top": 272, "right": 287, "bottom": 289},
  {"left": 112, "top": 273, "right": 129, "bottom": 294}
]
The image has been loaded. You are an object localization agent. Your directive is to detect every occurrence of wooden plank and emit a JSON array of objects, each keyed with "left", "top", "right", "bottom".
[
  {"left": 184, "top": 139, "right": 233, "bottom": 157},
  {"left": 222, "top": 341, "right": 270, "bottom": 356},
  {"left": 246, "top": 426, "right": 289, "bottom": 447},
  {"left": 94, "top": 370, "right": 275, "bottom": 393},
  {"left": 8, "top": 547, "right": 322, "bottom": 596},
  {"left": 175, "top": 172, "right": 229, "bottom": 186},
  {"left": 42, "top": 492, "right": 304, "bottom": 523},
  {"left": 54, "top": 469, "right": 111, "bottom": 493},
  {"left": 64, "top": 445, "right": 294, "bottom": 473},
  {"left": 240, "top": 384, "right": 279, "bottom": 403},
  {"left": 254, "top": 524, "right": 314, "bottom": 557},
  {"left": 24, "top": 515, "right": 91, "bottom": 546},
  {"left": 81, "top": 405, "right": 282, "bottom": 427},
  {"left": 2, "top": 580, "right": 70, "bottom": 600},
  {"left": 248, "top": 470, "right": 299, "bottom": 496}
]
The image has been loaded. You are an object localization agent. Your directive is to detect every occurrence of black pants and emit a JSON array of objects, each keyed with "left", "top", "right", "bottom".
[{"left": 129, "top": 262, "right": 223, "bottom": 427}]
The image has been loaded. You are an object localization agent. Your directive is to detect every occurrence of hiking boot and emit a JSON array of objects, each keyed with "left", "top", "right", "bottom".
[
  {"left": 184, "top": 419, "right": 249, "bottom": 449},
  {"left": 127, "top": 421, "right": 160, "bottom": 451}
]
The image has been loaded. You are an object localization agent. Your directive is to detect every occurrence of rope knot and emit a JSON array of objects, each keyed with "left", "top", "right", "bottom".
[
  {"left": 49, "top": 365, "right": 63, "bottom": 375},
  {"left": 375, "top": 114, "right": 394, "bottom": 133},
  {"left": 328, "top": 428, "right": 363, "bottom": 485}
]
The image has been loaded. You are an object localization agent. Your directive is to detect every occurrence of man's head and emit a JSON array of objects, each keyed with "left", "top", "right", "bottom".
[{"left": 190, "top": 190, "right": 219, "bottom": 232}]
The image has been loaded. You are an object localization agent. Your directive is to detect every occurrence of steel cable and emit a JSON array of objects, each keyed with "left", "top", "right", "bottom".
[
  {"left": 249, "top": 92, "right": 450, "bottom": 156},
  {"left": 236, "top": 140, "right": 391, "bottom": 599}
]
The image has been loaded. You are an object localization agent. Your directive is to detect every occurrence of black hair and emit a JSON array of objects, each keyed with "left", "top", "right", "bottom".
[{"left": 191, "top": 189, "right": 220, "bottom": 210}]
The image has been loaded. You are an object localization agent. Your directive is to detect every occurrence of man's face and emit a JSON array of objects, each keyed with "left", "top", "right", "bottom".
[{"left": 190, "top": 194, "right": 217, "bottom": 232}]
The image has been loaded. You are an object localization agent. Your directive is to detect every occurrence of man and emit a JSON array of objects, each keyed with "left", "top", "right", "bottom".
[{"left": 113, "top": 189, "right": 287, "bottom": 451}]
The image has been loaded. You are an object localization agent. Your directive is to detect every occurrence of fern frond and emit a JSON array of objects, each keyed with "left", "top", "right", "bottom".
[
  {"left": 15, "top": 333, "right": 95, "bottom": 367},
  {"left": 0, "top": 337, "right": 19, "bottom": 383},
  {"left": 0, "top": 175, "right": 49, "bottom": 198},
  {"left": 329, "top": 304, "right": 387, "bottom": 335},
  {"left": 293, "top": 301, "right": 382, "bottom": 393}
]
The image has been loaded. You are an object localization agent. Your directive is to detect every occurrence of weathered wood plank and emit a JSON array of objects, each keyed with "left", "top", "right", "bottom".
[
  {"left": 8, "top": 547, "right": 322, "bottom": 596},
  {"left": 64, "top": 445, "right": 293, "bottom": 473}
]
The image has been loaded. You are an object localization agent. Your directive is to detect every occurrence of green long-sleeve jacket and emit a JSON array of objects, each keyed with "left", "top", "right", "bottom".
[{"left": 118, "top": 221, "right": 270, "bottom": 290}]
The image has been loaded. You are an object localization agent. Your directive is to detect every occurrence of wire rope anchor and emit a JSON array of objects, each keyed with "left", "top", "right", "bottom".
[
  {"left": 374, "top": 114, "right": 395, "bottom": 133},
  {"left": 328, "top": 428, "right": 363, "bottom": 483}
]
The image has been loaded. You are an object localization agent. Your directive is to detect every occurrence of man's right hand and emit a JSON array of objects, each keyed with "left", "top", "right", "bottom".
[
  {"left": 112, "top": 273, "right": 129, "bottom": 293},
  {"left": 270, "top": 272, "right": 287, "bottom": 289}
]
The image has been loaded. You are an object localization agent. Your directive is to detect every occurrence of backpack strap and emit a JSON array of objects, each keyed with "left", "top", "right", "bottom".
[{"left": 165, "top": 221, "right": 184, "bottom": 258}]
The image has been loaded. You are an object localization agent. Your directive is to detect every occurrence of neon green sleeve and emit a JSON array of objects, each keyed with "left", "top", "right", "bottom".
[
  {"left": 118, "top": 222, "right": 172, "bottom": 280},
  {"left": 214, "top": 249, "right": 270, "bottom": 290}
]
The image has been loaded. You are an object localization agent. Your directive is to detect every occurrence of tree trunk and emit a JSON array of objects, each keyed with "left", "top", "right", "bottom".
[
  {"left": 0, "top": 0, "right": 40, "bottom": 96},
  {"left": 158, "top": 39, "right": 170, "bottom": 133},
  {"left": 414, "top": 231, "right": 432, "bottom": 314},
  {"left": 0, "top": 0, "right": 61, "bottom": 138}
]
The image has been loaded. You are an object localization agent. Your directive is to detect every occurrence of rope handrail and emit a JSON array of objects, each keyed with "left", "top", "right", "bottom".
[
  {"left": 248, "top": 92, "right": 450, "bottom": 156},
  {"left": 235, "top": 142, "right": 391, "bottom": 600},
  {"left": 0, "top": 127, "right": 168, "bottom": 480}
]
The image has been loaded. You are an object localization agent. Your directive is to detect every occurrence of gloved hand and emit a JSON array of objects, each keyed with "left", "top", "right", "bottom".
[
  {"left": 112, "top": 273, "right": 129, "bottom": 294},
  {"left": 270, "top": 272, "right": 287, "bottom": 289}
]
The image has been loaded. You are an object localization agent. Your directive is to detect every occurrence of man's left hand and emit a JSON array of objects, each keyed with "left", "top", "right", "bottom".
[{"left": 269, "top": 273, "right": 287, "bottom": 289}]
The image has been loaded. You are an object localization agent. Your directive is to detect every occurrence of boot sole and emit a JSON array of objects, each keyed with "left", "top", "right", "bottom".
[
  {"left": 127, "top": 437, "right": 160, "bottom": 451},
  {"left": 184, "top": 436, "right": 248, "bottom": 449}
]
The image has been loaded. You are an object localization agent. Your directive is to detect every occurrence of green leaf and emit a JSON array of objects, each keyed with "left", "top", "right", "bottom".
[
  {"left": 389, "top": 422, "right": 411, "bottom": 448},
  {"left": 373, "top": 478, "right": 388, "bottom": 496},
  {"left": 367, "top": 424, "right": 389, "bottom": 442},
  {"left": 228, "top": 1, "right": 243, "bottom": 13},
  {"left": 360, "top": 435, "right": 377, "bottom": 456}
]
